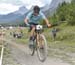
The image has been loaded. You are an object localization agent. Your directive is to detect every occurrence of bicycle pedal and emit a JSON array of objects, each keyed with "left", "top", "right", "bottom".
[{"left": 29, "top": 44, "right": 33, "bottom": 48}]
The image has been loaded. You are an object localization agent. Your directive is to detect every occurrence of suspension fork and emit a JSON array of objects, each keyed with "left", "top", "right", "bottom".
[
  {"left": 36, "top": 33, "right": 41, "bottom": 47},
  {"left": 36, "top": 32, "right": 44, "bottom": 48}
]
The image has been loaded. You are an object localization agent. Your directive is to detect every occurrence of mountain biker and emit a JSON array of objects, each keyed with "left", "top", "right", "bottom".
[{"left": 24, "top": 5, "right": 51, "bottom": 48}]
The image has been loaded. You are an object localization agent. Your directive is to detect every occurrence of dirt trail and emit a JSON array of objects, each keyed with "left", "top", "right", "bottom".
[{"left": 2, "top": 37, "right": 70, "bottom": 65}]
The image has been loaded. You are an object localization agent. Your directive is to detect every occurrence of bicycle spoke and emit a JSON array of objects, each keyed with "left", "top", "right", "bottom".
[{"left": 37, "top": 34, "right": 47, "bottom": 62}]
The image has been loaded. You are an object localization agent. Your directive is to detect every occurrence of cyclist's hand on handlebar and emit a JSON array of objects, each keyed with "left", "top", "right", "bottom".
[
  {"left": 47, "top": 24, "right": 52, "bottom": 28},
  {"left": 47, "top": 23, "right": 58, "bottom": 28},
  {"left": 25, "top": 23, "right": 30, "bottom": 27}
]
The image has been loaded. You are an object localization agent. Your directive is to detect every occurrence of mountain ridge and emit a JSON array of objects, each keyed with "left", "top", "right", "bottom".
[{"left": 0, "top": 0, "right": 71, "bottom": 25}]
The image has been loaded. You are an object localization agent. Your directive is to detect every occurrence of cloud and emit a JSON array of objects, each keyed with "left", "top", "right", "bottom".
[
  {"left": 20, "top": 0, "right": 44, "bottom": 9},
  {"left": 0, "top": 0, "right": 23, "bottom": 5},
  {"left": 0, "top": 3, "right": 20, "bottom": 14},
  {"left": 21, "top": 0, "right": 52, "bottom": 9},
  {"left": 0, "top": 0, "right": 52, "bottom": 15}
]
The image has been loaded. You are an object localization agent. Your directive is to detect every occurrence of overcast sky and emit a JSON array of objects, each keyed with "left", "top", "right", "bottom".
[{"left": 0, "top": 0, "right": 52, "bottom": 15}]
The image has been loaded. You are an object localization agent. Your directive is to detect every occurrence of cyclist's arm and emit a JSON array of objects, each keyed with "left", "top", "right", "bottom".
[
  {"left": 43, "top": 18, "right": 51, "bottom": 27},
  {"left": 44, "top": 17, "right": 49, "bottom": 25},
  {"left": 24, "top": 18, "right": 29, "bottom": 26},
  {"left": 24, "top": 12, "right": 32, "bottom": 26},
  {"left": 40, "top": 12, "right": 51, "bottom": 27}
]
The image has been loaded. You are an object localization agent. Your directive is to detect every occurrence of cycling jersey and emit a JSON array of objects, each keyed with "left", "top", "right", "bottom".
[{"left": 26, "top": 11, "right": 46, "bottom": 24}]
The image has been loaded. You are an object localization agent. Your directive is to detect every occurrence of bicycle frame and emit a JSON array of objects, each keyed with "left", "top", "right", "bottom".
[
  {"left": 33, "top": 25, "right": 44, "bottom": 47},
  {"left": 28, "top": 25, "right": 47, "bottom": 62}
]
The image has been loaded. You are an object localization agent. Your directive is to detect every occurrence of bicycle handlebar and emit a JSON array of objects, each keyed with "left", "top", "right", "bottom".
[
  {"left": 25, "top": 23, "right": 58, "bottom": 28},
  {"left": 43, "top": 23, "right": 58, "bottom": 28}
]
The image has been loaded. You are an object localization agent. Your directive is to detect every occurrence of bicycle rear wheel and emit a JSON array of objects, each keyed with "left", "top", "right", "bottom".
[{"left": 37, "top": 34, "right": 47, "bottom": 62}]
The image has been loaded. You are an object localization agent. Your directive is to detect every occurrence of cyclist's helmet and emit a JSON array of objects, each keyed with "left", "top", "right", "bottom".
[{"left": 33, "top": 5, "right": 40, "bottom": 14}]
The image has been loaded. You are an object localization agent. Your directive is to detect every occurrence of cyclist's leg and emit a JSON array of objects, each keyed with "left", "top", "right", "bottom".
[
  {"left": 29, "top": 22, "right": 38, "bottom": 41},
  {"left": 29, "top": 25, "right": 36, "bottom": 48},
  {"left": 29, "top": 25, "right": 36, "bottom": 40}
]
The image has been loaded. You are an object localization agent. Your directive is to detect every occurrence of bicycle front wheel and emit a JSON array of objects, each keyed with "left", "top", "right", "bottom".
[
  {"left": 37, "top": 34, "right": 48, "bottom": 62},
  {"left": 28, "top": 40, "right": 35, "bottom": 56}
]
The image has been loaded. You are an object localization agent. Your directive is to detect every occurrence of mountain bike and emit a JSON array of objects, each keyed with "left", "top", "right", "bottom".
[{"left": 28, "top": 25, "right": 48, "bottom": 62}]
